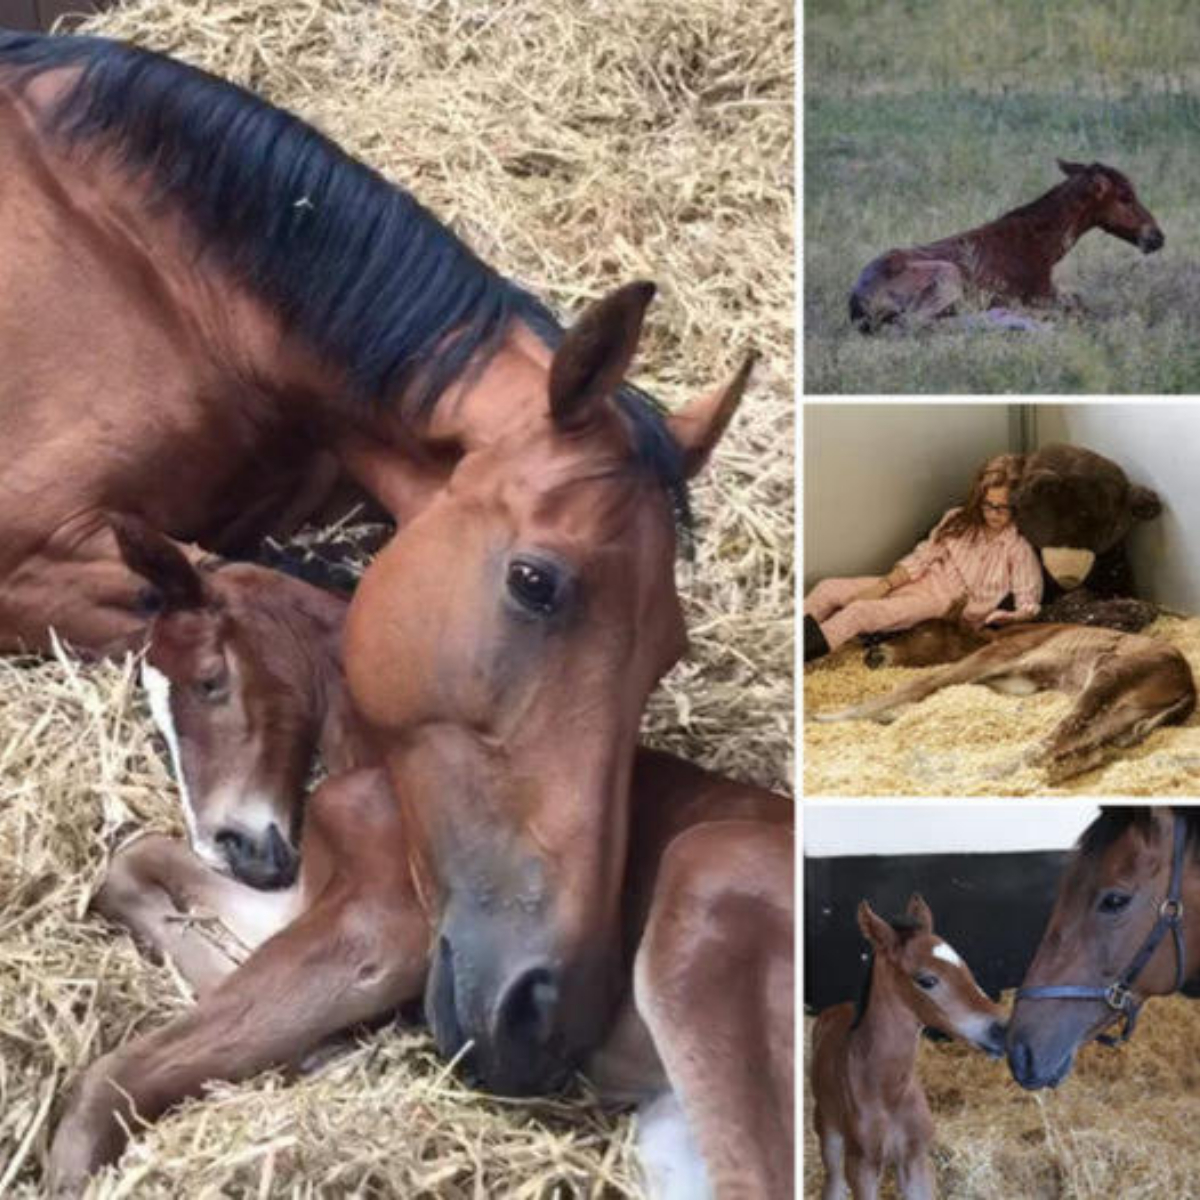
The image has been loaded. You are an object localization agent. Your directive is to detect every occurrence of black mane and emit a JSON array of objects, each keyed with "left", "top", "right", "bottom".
[{"left": 0, "top": 32, "right": 689, "bottom": 529}]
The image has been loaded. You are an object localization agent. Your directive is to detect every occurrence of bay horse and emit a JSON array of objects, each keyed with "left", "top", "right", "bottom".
[
  {"left": 1008, "top": 808, "right": 1200, "bottom": 1091},
  {"left": 815, "top": 612, "right": 1195, "bottom": 782},
  {"left": 849, "top": 159, "right": 1164, "bottom": 331},
  {"left": 0, "top": 30, "right": 753, "bottom": 1087},
  {"left": 811, "top": 894, "right": 1006, "bottom": 1200},
  {"left": 50, "top": 518, "right": 795, "bottom": 1196}
]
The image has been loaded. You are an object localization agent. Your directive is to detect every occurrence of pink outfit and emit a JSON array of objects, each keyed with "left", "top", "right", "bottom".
[{"left": 805, "top": 508, "right": 1043, "bottom": 651}]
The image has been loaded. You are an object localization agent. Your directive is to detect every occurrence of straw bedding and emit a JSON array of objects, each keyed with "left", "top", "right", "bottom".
[
  {"left": 804, "top": 993, "right": 1200, "bottom": 1199},
  {"left": 804, "top": 615, "right": 1200, "bottom": 796},
  {"left": 0, "top": 1, "right": 792, "bottom": 1194}
]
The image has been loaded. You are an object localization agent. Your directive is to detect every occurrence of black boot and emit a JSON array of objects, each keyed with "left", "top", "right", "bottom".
[{"left": 804, "top": 614, "right": 830, "bottom": 663}]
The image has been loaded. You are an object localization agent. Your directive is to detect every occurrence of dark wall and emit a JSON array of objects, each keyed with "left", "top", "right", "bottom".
[
  {"left": 805, "top": 849, "right": 1068, "bottom": 1010},
  {"left": 0, "top": 2, "right": 113, "bottom": 32}
]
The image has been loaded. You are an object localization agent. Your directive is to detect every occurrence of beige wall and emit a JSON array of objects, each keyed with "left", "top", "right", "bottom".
[
  {"left": 803, "top": 404, "right": 1015, "bottom": 586},
  {"left": 1034, "top": 404, "right": 1200, "bottom": 612}
]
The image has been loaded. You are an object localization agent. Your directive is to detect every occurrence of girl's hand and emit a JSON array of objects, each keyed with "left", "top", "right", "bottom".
[{"left": 854, "top": 579, "right": 892, "bottom": 602}]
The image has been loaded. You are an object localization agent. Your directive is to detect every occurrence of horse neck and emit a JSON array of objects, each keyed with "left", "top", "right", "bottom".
[
  {"left": 993, "top": 179, "right": 1102, "bottom": 264},
  {"left": 850, "top": 958, "right": 923, "bottom": 1099}
]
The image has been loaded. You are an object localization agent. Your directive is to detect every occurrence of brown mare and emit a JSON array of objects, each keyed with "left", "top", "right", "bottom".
[
  {"left": 811, "top": 895, "right": 1006, "bottom": 1200},
  {"left": 47, "top": 522, "right": 794, "bottom": 1196},
  {"left": 0, "top": 30, "right": 752, "bottom": 1099},
  {"left": 815, "top": 608, "right": 1195, "bottom": 782},
  {"left": 849, "top": 159, "right": 1164, "bottom": 331},
  {"left": 1008, "top": 809, "right": 1200, "bottom": 1091}
]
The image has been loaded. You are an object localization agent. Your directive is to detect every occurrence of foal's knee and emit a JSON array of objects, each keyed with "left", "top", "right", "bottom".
[{"left": 92, "top": 833, "right": 179, "bottom": 927}]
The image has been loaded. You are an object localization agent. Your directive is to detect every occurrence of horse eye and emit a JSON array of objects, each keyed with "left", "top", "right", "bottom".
[
  {"left": 1098, "top": 891, "right": 1132, "bottom": 914},
  {"left": 914, "top": 973, "right": 939, "bottom": 991},
  {"left": 507, "top": 559, "right": 561, "bottom": 615}
]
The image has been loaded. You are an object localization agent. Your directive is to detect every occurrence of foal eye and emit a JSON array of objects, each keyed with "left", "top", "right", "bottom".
[
  {"left": 507, "top": 559, "right": 562, "bottom": 615},
  {"left": 1098, "top": 891, "right": 1132, "bottom": 914},
  {"left": 914, "top": 973, "right": 939, "bottom": 991},
  {"left": 194, "top": 673, "right": 229, "bottom": 704}
]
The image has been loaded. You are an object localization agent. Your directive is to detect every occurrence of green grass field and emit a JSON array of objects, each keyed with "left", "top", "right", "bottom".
[{"left": 805, "top": 0, "right": 1200, "bottom": 393}]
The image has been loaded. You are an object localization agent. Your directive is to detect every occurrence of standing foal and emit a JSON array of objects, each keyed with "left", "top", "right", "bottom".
[{"left": 811, "top": 895, "right": 1005, "bottom": 1200}]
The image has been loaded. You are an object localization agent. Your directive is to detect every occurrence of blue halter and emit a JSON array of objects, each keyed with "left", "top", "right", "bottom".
[{"left": 1016, "top": 812, "right": 1189, "bottom": 1047}]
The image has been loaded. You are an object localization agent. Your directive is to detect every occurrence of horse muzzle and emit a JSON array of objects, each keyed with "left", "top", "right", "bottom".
[
  {"left": 1006, "top": 1033, "right": 1075, "bottom": 1091},
  {"left": 1139, "top": 227, "right": 1165, "bottom": 254},
  {"left": 424, "top": 930, "right": 576, "bottom": 1095}
]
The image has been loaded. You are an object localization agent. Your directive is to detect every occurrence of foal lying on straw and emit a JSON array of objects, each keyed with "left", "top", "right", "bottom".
[
  {"left": 48, "top": 523, "right": 794, "bottom": 1200},
  {"left": 816, "top": 612, "right": 1195, "bottom": 782}
]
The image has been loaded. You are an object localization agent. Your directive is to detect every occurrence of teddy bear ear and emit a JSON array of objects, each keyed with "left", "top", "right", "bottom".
[{"left": 1129, "top": 486, "right": 1161, "bottom": 521}]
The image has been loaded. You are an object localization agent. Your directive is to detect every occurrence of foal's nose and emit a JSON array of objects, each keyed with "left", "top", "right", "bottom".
[
  {"left": 215, "top": 823, "right": 298, "bottom": 889},
  {"left": 984, "top": 1019, "right": 1008, "bottom": 1058},
  {"left": 1140, "top": 227, "right": 1165, "bottom": 254}
]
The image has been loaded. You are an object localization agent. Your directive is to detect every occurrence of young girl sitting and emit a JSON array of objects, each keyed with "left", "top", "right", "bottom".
[{"left": 804, "top": 453, "right": 1043, "bottom": 663}]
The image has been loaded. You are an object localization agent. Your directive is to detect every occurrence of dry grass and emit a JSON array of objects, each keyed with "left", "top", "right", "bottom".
[
  {"left": 0, "top": 1, "right": 792, "bottom": 1195},
  {"left": 803, "top": 993, "right": 1200, "bottom": 1198},
  {"left": 804, "top": 615, "right": 1200, "bottom": 796}
]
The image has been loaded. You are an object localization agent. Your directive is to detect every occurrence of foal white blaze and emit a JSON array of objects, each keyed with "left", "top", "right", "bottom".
[
  {"left": 932, "top": 940, "right": 964, "bottom": 967},
  {"left": 141, "top": 660, "right": 213, "bottom": 866}
]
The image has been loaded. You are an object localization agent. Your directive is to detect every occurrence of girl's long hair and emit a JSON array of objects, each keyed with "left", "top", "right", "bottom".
[{"left": 936, "top": 453, "right": 1026, "bottom": 541}]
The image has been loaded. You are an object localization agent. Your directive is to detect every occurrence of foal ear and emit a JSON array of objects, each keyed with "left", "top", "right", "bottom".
[
  {"left": 667, "top": 352, "right": 757, "bottom": 478},
  {"left": 857, "top": 900, "right": 899, "bottom": 954},
  {"left": 906, "top": 892, "right": 935, "bottom": 935},
  {"left": 110, "top": 515, "right": 206, "bottom": 612},
  {"left": 1057, "top": 158, "right": 1087, "bottom": 177},
  {"left": 548, "top": 281, "right": 656, "bottom": 431}
]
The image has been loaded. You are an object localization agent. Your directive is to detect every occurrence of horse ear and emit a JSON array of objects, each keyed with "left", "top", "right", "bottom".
[
  {"left": 548, "top": 281, "right": 656, "bottom": 431},
  {"left": 667, "top": 352, "right": 757, "bottom": 478},
  {"left": 1129, "top": 484, "right": 1162, "bottom": 521},
  {"left": 857, "top": 900, "right": 899, "bottom": 954},
  {"left": 110, "top": 515, "right": 206, "bottom": 612},
  {"left": 1057, "top": 158, "right": 1086, "bottom": 176},
  {"left": 906, "top": 892, "right": 935, "bottom": 934}
]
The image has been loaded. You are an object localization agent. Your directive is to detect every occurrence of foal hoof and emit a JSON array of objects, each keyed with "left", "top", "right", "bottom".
[{"left": 864, "top": 644, "right": 891, "bottom": 669}]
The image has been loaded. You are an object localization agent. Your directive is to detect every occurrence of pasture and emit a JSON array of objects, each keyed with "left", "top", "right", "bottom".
[
  {"left": 0, "top": 0, "right": 792, "bottom": 1194},
  {"left": 804, "top": 994, "right": 1200, "bottom": 1198},
  {"left": 804, "top": 0, "right": 1200, "bottom": 393},
  {"left": 804, "top": 614, "right": 1200, "bottom": 796}
]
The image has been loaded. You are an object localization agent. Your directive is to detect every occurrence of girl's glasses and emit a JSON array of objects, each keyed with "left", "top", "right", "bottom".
[{"left": 982, "top": 502, "right": 1013, "bottom": 514}]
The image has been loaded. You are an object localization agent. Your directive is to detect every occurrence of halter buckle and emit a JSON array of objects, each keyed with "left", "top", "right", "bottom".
[
  {"left": 1160, "top": 897, "right": 1183, "bottom": 922},
  {"left": 1105, "top": 982, "right": 1133, "bottom": 1012}
]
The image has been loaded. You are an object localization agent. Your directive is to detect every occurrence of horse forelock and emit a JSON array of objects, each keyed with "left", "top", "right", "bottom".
[{"left": 1076, "top": 808, "right": 1200, "bottom": 872}]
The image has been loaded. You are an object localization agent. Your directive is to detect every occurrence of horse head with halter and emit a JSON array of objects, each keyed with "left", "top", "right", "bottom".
[{"left": 1009, "top": 809, "right": 1193, "bottom": 1090}]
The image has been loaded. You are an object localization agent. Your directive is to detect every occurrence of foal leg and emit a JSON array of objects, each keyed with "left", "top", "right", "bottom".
[
  {"left": 815, "top": 641, "right": 1025, "bottom": 723},
  {"left": 819, "top": 1129, "right": 850, "bottom": 1200},
  {"left": 844, "top": 1151, "right": 881, "bottom": 1200},
  {"left": 46, "top": 882, "right": 427, "bottom": 1195},
  {"left": 632, "top": 820, "right": 794, "bottom": 1200},
  {"left": 896, "top": 1149, "right": 935, "bottom": 1200},
  {"left": 1030, "top": 663, "right": 1190, "bottom": 782},
  {"left": 95, "top": 833, "right": 301, "bottom": 997}
]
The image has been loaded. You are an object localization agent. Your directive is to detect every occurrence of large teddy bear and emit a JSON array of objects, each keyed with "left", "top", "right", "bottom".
[{"left": 1014, "top": 443, "right": 1161, "bottom": 630}]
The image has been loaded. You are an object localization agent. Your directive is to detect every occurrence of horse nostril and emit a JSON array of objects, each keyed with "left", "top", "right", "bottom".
[
  {"left": 215, "top": 827, "right": 254, "bottom": 864},
  {"left": 496, "top": 966, "right": 559, "bottom": 1050},
  {"left": 215, "top": 825, "right": 297, "bottom": 888}
]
